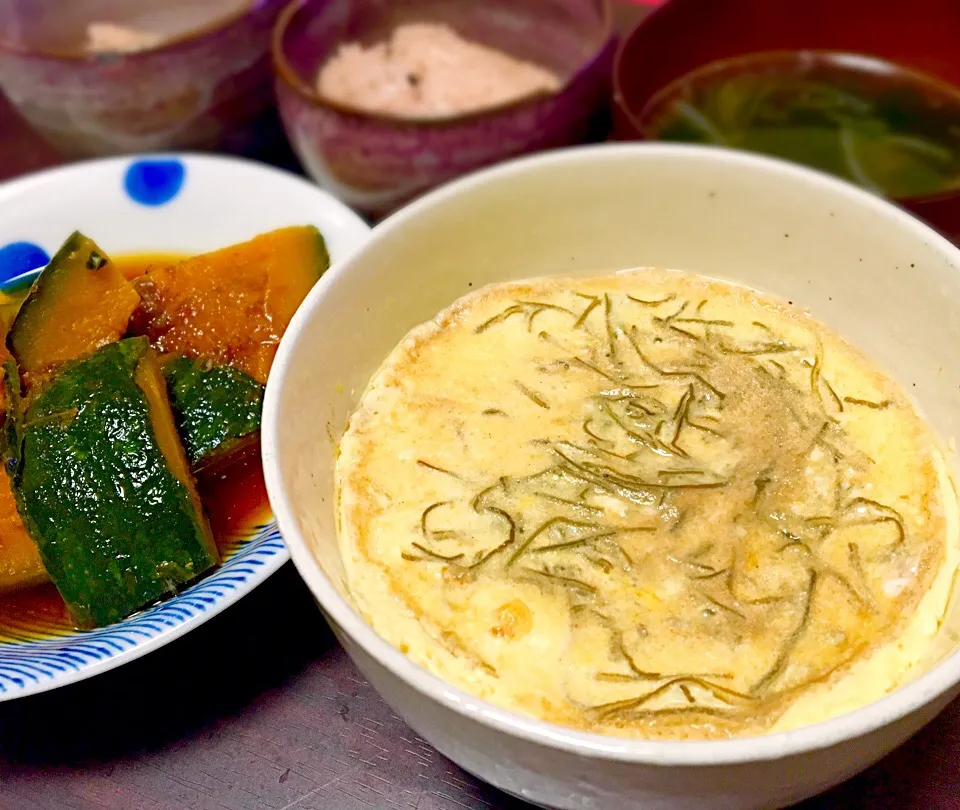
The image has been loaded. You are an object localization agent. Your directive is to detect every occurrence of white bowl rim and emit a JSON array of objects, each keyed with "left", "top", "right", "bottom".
[{"left": 263, "top": 142, "right": 960, "bottom": 766}]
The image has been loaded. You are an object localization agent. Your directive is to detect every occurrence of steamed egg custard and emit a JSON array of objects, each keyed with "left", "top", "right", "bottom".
[{"left": 336, "top": 270, "right": 958, "bottom": 740}]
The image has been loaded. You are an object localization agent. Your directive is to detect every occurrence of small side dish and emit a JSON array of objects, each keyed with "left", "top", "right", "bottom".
[
  {"left": 0, "top": 226, "right": 328, "bottom": 629},
  {"left": 0, "top": 0, "right": 286, "bottom": 157},
  {"left": 337, "top": 270, "right": 958, "bottom": 740},
  {"left": 271, "top": 0, "right": 614, "bottom": 216}
]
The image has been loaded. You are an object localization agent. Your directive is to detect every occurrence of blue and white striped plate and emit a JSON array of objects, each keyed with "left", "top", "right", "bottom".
[{"left": 0, "top": 154, "right": 370, "bottom": 698}]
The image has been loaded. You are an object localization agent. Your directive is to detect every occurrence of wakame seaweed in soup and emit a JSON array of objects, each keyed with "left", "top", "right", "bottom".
[{"left": 642, "top": 51, "right": 960, "bottom": 200}]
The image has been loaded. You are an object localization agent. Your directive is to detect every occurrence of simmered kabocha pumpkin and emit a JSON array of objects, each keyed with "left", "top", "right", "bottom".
[
  {"left": 0, "top": 224, "right": 327, "bottom": 621},
  {"left": 10, "top": 338, "right": 218, "bottom": 627},
  {"left": 0, "top": 295, "right": 24, "bottom": 415},
  {"left": 8, "top": 232, "right": 140, "bottom": 390},
  {"left": 0, "top": 301, "right": 47, "bottom": 591},
  {"left": 161, "top": 355, "right": 264, "bottom": 471},
  {"left": 131, "top": 226, "right": 329, "bottom": 383}
]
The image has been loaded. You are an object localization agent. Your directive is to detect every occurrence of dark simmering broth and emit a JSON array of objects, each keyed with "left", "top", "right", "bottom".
[{"left": 0, "top": 444, "right": 268, "bottom": 639}]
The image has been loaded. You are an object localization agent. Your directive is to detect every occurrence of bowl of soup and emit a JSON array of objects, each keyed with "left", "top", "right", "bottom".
[
  {"left": 272, "top": 0, "right": 615, "bottom": 217},
  {"left": 262, "top": 143, "right": 960, "bottom": 809},
  {"left": 0, "top": 0, "right": 288, "bottom": 157},
  {"left": 612, "top": 0, "right": 960, "bottom": 244}
]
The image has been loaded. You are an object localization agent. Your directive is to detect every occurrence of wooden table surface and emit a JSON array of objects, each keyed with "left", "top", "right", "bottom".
[{"left": 3, "top": 5, "right": 960, "bottom": 809}]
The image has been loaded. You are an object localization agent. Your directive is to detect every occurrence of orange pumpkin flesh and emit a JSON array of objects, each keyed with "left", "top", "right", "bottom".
[
  {"left": 0, "top": 296, "right": 44, "bottom": 591},
  {"left": 0, "top": 470, "right": 46, "bottom": 591},
  {"left": 8, "top": 232, "right": 140, "bottom": 391},
  {"left": 131, "top": 226, "right": 329, "bottom": 383}
]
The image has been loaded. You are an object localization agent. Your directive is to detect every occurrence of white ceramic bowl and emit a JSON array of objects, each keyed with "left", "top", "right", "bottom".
[
  {"left": 0, "top": 153, "right": 370, "bottom": 699},
  {"left": 262, "top": 144, "right": 960, "bottom": 810}
]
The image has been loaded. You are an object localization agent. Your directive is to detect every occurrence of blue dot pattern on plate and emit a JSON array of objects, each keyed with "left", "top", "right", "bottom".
[
  {"left": 0, "top": 242, "right": 49, "bottom": 285},
  {"left": 124, "top": 158, "right": 186, "bottom": 207}
]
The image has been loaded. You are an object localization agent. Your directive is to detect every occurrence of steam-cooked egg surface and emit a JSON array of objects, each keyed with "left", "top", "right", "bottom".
[{"left": 336, "top": 269, "right": 958, "bottom": 740}]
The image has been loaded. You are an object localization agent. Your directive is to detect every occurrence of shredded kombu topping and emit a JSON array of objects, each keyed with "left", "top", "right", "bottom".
[{"left": 342, "top": 275, "right": 948, "bottom": 738}]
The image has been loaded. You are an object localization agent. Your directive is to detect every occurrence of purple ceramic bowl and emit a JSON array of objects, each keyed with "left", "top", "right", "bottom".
[
  {"left": 273, "top": 0, "right": 615, "bottom": 217},
  {"left": 0, "top": 0, "right": 288, "bottom": 157}
]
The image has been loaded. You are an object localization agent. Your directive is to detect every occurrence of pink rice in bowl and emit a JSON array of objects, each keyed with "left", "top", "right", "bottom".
[{"left": 315, "top": 22, "right": 562, "bottom": 118}]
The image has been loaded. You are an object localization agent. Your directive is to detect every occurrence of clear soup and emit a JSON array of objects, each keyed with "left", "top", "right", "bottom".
[{"left": 641, "top": 51, "right": 960, "bottom": 201}]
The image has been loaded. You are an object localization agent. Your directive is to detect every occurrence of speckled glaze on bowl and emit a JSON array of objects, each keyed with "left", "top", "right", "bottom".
[
  {"left": 0, "top": 0, "right": 288, "bottom": 157},
  {"left": 273, "top": 0, "right": 615, "bottom": 217},
  {"left": 264, "top": 144, "right": 960, "bottom": 809}
]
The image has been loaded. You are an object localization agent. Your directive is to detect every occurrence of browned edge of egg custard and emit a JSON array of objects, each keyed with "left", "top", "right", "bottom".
[{"left": 336, "top": 269, "right": 957, "bottom": 740}]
